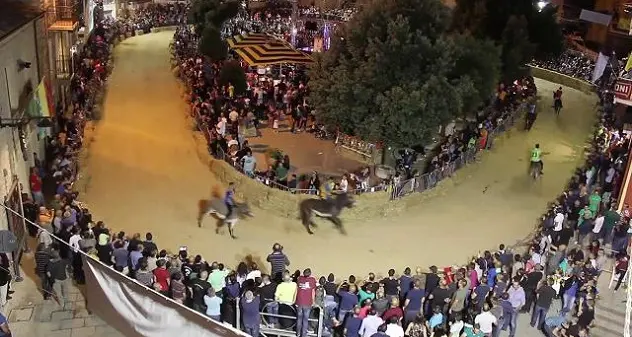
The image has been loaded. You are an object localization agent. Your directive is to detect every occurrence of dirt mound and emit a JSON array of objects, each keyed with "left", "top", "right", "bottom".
[{"left": 190, "top": 131, "right": 409, "bottom": 220}]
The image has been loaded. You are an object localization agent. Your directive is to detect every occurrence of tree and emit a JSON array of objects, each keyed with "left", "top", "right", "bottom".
[
  {"left": 501, "top": 16, "right": 536, "bottom": 80},
  {"left": 451, "top": 35, "right": 502, "bottom": 111},
  {"left": 189, "top": 0, "right": 240, "bottom": 60},
  {"left": 219, "top": 60, "right": 247, "bottom": 95},
  {"left": 452, "top": 0, "right": 563, "bottom": 80},
  {"left": 308, "top": 0, "right": 501, "bottom": 148},
  {"left": 199, "top": 26, "right": 228, "bottom": 60}
]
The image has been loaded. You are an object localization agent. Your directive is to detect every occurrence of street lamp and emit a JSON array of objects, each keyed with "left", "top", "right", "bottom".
[{"left": 537, "top": 1, "right": 549, "bottom": 12}]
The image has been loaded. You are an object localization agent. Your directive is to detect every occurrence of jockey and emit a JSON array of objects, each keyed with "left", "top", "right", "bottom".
[
  {"left": 320, "top": 177, "right": 335, "bottom": 200},
  {"left": 224, "top": 182, "right": 235, "bottom": 218}
]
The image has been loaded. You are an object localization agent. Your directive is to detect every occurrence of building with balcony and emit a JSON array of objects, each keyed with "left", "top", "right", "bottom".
[
  {"left": 0, "top": 2, "right": 51, "bottom": 232},
  {"left": 41, "top": 0, "right": 83, "bottom": 109}
]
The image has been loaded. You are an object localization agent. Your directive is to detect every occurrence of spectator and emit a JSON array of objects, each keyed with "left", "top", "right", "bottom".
[
  {"left": 295, "top": 268, "right": 316, "bottom": 337},
  {"left": 240, "top": 290, "right": 260, "bottom": 337},
  {"left": 267, "top": 243, "right": 290, "bottom": 282},
  {"left": 47, "top": 249, "right": 69, "bottom": 305},
  {"left": 204, "top": 288, "right": 222, "bottom": 321}
]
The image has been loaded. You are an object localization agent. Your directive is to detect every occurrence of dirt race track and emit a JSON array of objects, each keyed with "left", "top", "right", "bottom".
[{"left": 78, "top": 32, "right": 598, "bottom": 277}]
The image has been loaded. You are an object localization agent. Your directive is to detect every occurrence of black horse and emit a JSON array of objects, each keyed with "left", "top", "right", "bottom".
[{"left": 299, "top": 193, "right": 355, "bottom": 235}]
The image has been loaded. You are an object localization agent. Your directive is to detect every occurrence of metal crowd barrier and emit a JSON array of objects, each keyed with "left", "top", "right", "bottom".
[
  {"left": 234, "top": 299, "right": 325, "bottom": 337},
  {"left": 390, "top": 101, "right": 527, "bottom": 200}
]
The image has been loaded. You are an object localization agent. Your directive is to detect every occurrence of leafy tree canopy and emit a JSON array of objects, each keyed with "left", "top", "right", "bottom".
[
  {"left": 308, "top": 0, "right": 501, "bottom": 148},
  {"left": 453, "top": 0, "right": 563, "bottom": 79},
  {"left": 189, "top": 0, "right": 240, "bottom": 60},
  {"left": 219, "top": 60, "right": 248, "bottom": 94}
]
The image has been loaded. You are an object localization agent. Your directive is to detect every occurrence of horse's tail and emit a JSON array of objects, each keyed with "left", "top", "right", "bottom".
[
  {"left": 198, "top": 199, "right": 210, "bottom": 215},
  {"left": 211, "top": 184, "right": 223, "bottom": 199}
]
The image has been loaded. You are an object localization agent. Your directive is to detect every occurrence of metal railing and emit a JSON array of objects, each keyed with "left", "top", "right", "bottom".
[
  {"left": 390, "top": 102, "right": 527, "bottom": 200},
  {"left": 55, "top": 57, "right": 73, "bottom": 78},
  {"left": 46, "top": 0, "right": 81, "bottom": 22},
  {"left": 196, "top": 100, "right": 526, "bottom": 200},
  {"left": 234, "top": 299, "right": 325, "bottom": 337}
]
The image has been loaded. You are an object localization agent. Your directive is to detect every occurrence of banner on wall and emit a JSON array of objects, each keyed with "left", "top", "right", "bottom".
[{"left": 82, "top": 256, "right": 251, "bottom": 337}]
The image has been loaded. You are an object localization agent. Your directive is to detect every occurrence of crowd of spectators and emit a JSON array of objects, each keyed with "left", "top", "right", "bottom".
[
  {"left": 530, "top": 51, "right": 596, "bottom": 82},
  {"left": 127, "top": 3, "right": 189, "bottom": 33},
  {"left": 17, "top": 4, "right": 631, "bottom": 337},
  {"left": 299, "top": 6, "right": 358, "bottom": 21}
]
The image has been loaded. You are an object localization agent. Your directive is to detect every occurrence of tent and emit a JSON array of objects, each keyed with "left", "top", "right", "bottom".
[
  {"left": 226, "top": 33, "right": 275, "bottom": 49},
  {"left": 227, "top": 33, "right": 314, "bottom": 66}
]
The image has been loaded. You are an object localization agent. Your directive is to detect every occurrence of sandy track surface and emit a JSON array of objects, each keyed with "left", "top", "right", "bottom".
[{"left": 79, "top": 32, "right": 597, "bottom": 277}]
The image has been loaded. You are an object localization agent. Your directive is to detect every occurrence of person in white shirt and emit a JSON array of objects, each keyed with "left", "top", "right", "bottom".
[
  {"left": 359, "top": 309, "right": 383, "bottom": 337},
  {"left": 246, "top": 264, "right": 262, "bottom": 281},
  {"left": 340, "top": 176, "right": 349, "bottom": 192},
  {"left": 449, "top": 313, "right": 464, "bottom": 337},
  {"left": 553, "top": 210, "right": 565, "bottom": 232},
  {"left": 68, "top": 227, "right": 82, "bottom": 253},
  {"left": 384, "top": 317, "right": 404, "bottom": 337},
  {"left": 474, "top": 304, "right": 497, "bottom": 335},
  {"left": 216, "top": 115, "right": 227, "bottom": 136},
  {"left": 592, "top": 213, "right": 605, "bottom": 238}
]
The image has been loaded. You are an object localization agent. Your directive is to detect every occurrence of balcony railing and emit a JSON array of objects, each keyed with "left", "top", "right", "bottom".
[
  {"left": 55, "top": 57, "right": 73, "bottom": 78},
  {"left": 46, "top": 0, "right": 81, "bottom": 28}
]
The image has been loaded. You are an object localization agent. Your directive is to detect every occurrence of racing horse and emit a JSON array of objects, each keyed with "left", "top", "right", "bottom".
[
  {"left": 299, "top": 192, "right": 355, "bottom": 235},
  {"left": 197, "top": 199, "right": 254, "bottom": 239}
]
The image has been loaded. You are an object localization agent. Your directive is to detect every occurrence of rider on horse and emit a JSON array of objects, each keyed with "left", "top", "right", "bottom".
[
  {"left": 320, "top": 177, "right": 335, "bottom": 200},
  {"left": 225, "top": 182, "right": 236, "bottom": 218},
  {"left": 530, "top": 143, "right": 543, "bottom": 174}
]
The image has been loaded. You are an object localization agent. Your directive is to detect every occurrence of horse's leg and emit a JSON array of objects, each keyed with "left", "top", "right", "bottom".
[
  {"left": 197, "top": 209, "right": 206, "bottom": 228},
  {"left": 301, "top": 210, "right": 314, "bottom": 235},
  {"left": 215, "top": 218, "right": 224, "bottom": 234},
  {"left": 330, "top": 216, "right": 347, "bottom": 235},
  {"left": 228, "top": 220, "right": 237, "bottom": 239}
]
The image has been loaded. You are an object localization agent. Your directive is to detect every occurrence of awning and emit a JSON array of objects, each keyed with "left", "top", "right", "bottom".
[
  {"left": 227, "top": 33, "right": 314, "bottom": 66},
  {"left": 226, "top": 33, "right": 276, "bottom": 49}
]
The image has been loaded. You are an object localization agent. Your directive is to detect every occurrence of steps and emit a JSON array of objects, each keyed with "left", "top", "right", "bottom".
[{"left": 592, "top": 290, "right": 628, "bottom": 337}]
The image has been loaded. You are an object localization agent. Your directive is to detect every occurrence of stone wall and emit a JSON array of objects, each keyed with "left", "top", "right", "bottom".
[{"left": 528, "top": 66, "right": 596, "bottom": 95}]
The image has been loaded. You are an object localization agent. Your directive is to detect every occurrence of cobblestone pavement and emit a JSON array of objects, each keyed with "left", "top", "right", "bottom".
[{"left": 3, "top": 267, "right": 123, "bottom": 337}]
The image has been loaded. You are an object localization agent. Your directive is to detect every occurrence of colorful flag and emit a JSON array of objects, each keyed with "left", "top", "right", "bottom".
[
  {"left": 33, "top": 77, "right": 52, "bottom": 117},
  {"left": 626, "top": 52, "right": 632, "bottom": 72}
]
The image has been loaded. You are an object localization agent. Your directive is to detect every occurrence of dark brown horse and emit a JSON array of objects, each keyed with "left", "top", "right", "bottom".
[{"left": 299, "top": 193, "right": 355, "bottom": 235}]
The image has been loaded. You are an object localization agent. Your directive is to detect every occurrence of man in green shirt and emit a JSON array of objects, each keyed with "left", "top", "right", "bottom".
[
  {"left": 275, "top": 164, "right": 289, "bottom": 187},
  {"left": 461, "top": 323, "right": 485, "bottom": 337},
  {"left": 588, "top": 190, "right": 601, "bottom": 215},
  {"left": 530, "top": 144, "right": 543, "bottom": 174},
  {"left": 603, "top": 205, "right": 621, "bottom": 244}
]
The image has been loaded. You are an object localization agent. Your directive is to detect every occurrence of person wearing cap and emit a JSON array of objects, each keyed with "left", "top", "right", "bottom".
[{"left": 267, "top": 243, "right": 290, "bottom": 283}]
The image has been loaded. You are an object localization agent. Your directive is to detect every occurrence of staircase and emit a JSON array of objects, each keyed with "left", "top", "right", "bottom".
[{"left": 593, "top": 271, "right": 629, "bottom": 337}]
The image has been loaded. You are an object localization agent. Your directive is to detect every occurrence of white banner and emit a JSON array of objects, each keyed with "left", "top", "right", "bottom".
[
  {"left": 83, "top": 256, "right": 249, "bottom": 337},
  {"left": 592, "top": 52, "right": 609, "bottom": 83},
  {"left": 579, "top": 9, "right": 612, "bottom": 26}
]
